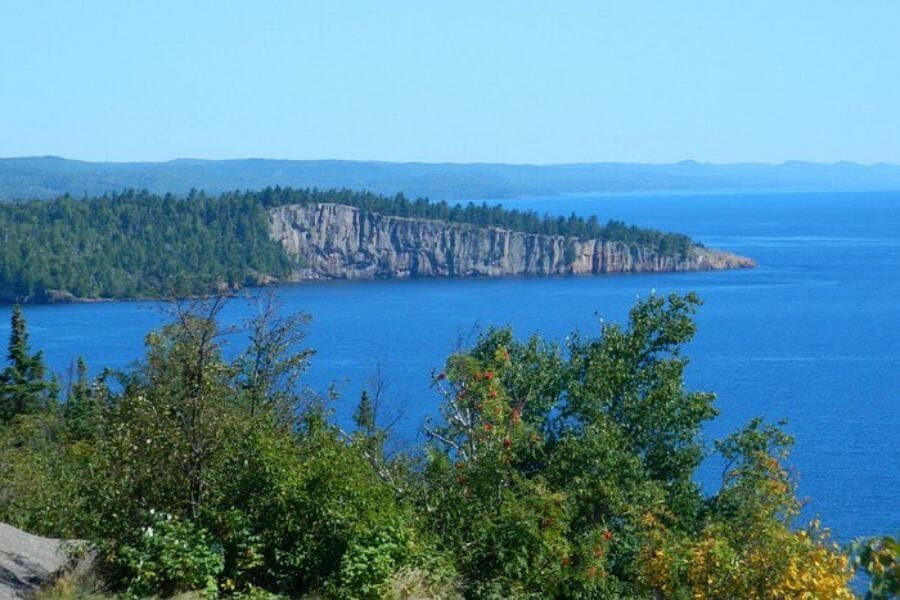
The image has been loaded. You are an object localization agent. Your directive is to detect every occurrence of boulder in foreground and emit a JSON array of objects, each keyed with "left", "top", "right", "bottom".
[{"left": 0, "top": 522, "right": 70, "bottom": 600}]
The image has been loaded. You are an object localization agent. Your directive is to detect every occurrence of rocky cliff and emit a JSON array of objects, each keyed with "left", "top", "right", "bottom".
[{"left": 269, "top": 203, "right": 756, "bottom": 281}]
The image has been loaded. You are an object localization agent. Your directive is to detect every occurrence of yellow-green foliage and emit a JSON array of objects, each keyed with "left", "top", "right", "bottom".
[{"left": 32, "top": 576, "right": 112, "bottom": 600}]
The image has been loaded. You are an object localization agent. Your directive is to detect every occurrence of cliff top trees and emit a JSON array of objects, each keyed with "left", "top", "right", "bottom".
[
  {"left": 0, "top": 188, "right": 695, "bottom": 302},
  {"left": 0, "top": 192, "right": 292, "bottom": 302}
]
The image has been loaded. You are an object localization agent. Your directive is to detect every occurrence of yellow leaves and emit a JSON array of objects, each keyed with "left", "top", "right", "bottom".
[
  {"left": 685, "top": 536, "right": 740, "bottom": 599},
  {"left": 633, "top": 515, "right": 681, "bottom": 596},
  {"left": 777, "top": 542, "right": 854, "bottom": 599},
  {"left": 640, "top": 510, "right": 658, "bottom": 527},
  {"left": 649, "top": 521, "right": 857, "bottom": 600},
  {"left": 639, "top": 543, "right": 676, "bottom": 595}
]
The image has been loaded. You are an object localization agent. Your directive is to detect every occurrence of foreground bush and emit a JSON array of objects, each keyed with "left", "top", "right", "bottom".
[
  {"left": 0, "top": 293, "right": 884, "bottom": 598},
  {"left": 419, "top": 293, "right": 856, "bottom": 598},
  {"left": 109, "top": 512, "right": 224, "bottom": 598}
]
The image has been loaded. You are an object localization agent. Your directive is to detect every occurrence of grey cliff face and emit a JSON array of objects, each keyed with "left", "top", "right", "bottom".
[{"left": 269, "top": 203, "right": 756, "bottom": 281}]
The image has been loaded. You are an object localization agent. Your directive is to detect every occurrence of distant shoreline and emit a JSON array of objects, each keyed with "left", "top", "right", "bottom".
[
  {"left": 1, "top": 264, "right": 759, "bottom": 307},
  {"left": 479, "top": 185, "right": 900, "bottom": 203},
  {"left": 3, "top": 156, "right": 900, "bottom": 203}
]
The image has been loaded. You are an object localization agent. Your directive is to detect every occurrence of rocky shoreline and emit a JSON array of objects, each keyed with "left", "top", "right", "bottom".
[
  {"left": 3, "top": 203, "right": 755, "bottom": 305},
  {"left": 269, "top": 203, "right": 756, "bottom": 281}
]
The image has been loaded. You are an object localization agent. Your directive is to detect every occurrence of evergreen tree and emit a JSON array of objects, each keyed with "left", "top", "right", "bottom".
[
  {"left": 0, "top": 305, "right": 56, "bottom": 421},
  {"left": 354, "top": 390, "right": 375, "bottom": 434},
  {"left": 64, "top": 357, "right": 97, "bottom": 440}
]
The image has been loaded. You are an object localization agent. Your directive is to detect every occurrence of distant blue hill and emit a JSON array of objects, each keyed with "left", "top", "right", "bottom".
[{"left": 2, "top": 156, "right": 900, "bottom": 201}]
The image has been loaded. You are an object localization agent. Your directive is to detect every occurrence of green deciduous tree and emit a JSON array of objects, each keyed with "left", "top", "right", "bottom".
[
  {"left": 421, "top": 293, "right": 854, "bottom": 599},
  {"left": 233, "top": 291, "right": 314, "bottom": 420}
]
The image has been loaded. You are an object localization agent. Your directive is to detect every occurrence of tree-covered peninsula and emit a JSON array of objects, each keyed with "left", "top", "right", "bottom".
[{"left": 0, "top": 188, "right": 707, "bottom": 303}]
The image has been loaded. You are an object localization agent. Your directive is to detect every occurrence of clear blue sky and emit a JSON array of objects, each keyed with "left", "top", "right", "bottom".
[{"left": 1, "top": 1, "right": 898, "bottom": 164}]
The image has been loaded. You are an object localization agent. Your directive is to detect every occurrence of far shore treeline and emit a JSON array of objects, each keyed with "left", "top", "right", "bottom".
[
  {"left": 0, "top": 188, "right": 695, "bottom": 303},
  {"left": 0, "top": 293, "right": 895, "bottom": 599}
]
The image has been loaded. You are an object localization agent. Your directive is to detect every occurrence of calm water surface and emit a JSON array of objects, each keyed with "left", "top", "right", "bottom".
[{"left": 2, "top": 189, "right": 898, "bottom": 543}]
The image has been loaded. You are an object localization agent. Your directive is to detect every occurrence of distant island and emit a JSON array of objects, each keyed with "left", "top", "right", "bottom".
[
  {"left": 0, "top": 188, "right": 754, "bottom": 303},
  {"left": 2, "top": 156, "right": 900, "bottom": 201}
]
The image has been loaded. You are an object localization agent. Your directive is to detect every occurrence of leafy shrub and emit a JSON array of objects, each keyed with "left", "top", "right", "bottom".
[
  {"left": 637, "top": 421, "right": 855, "bottom": 599},
  {"left": 110, "top": 511, "right": 224, "bottom": 598},
  {"left": 329, "top": 523, "right": 413, "bottom": 600}
]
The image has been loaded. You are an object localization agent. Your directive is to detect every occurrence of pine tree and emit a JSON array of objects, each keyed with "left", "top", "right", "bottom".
[
  {"left": 0, "top": 305, "right": 55, "bottom": 421},
  {"left": 354, "top": 390, "right": 376, "bottom": 434},
  {"left": 64, "top": 356, "right": 96, "bottom": 439}
]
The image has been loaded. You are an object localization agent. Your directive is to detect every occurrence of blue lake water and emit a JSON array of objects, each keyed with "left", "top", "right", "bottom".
[{"left": 1, "top": 189, "right": 898, "bottom": 545}]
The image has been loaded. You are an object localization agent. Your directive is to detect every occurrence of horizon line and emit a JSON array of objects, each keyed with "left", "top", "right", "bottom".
[{"left": 3, "top": 155, "right": 900, "bottom": 169}]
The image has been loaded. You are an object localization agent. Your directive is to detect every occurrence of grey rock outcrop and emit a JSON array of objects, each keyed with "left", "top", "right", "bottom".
[
  {"left": 0, "top": 523, "right": 72, "bottom": 599},
  {"left": 269, "top": 203, "right": 756, "bottom": 281}
]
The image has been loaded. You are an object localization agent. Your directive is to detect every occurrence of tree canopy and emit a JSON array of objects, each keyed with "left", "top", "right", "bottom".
[{"left": 0, "top": 294, "right": 884, "bottom": 599}]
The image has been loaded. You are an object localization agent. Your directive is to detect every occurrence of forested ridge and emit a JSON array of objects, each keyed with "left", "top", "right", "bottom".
[
  {"left": 0, "top": 191, "right": 292, "bottom": 302},
  {"left": 4, "top": 156, "right": 900, "bottom": 201},
  {"left": 0, "top": 187, "right": 696, "bottom": 303}
]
